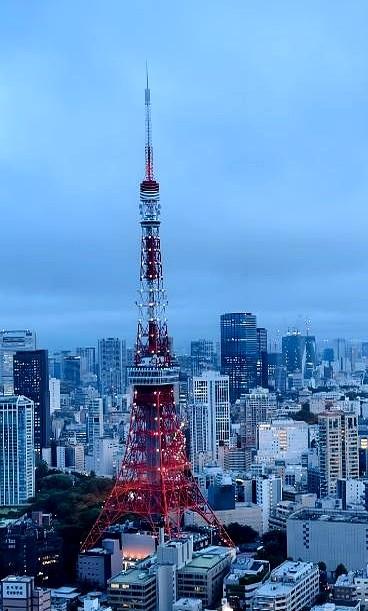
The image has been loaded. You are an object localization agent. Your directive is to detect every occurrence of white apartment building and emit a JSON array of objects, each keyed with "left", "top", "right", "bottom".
[
  {"left": 319, "top": 411, "right": 358, "bottom": 497},
  {"left": 256, "top": 476, "right": 282, "bottom": 533},
  {"left": 191, "top": 372, "right": 230, "bottom": 465},
  {"left": 86, "top": 398, "right": 104, "bottom": 454},
  {"left": 257, "top": 420, "right": 308, "bottom": 463},
  {"left": 252, "top": 561, "right": 319, "bottom": 611}
]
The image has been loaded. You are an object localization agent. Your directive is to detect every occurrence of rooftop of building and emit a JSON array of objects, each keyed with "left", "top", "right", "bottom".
[
  {"left": 83, "top": 547, "right": 112, "bottom": 555},
  {"left": 334, "top": 574, "right": 354, "bottom": 587},
  {"left": 254, "top": 581, "right": 296, "bottom": 598},
  {"left": 225, "top": 558, "right": 270, "bottom": 586},
  {"left": 0, "top": 395, "right": 33, "bottom": 405},
  {"left": 311, "top": 602, "right": 360, "bottom": 611},
  {"left": 271, "top": 560, "right": 316, "bottom": 582},
  {"left": 179, "top": 550, "right": 227, "bottom": 573},
  {"left": 173, "top": 599, "right": 202, "bottom": 610},
  {"left": 50, "top": 587, "right": 80, "bottom": 599},
  {"left": 163, "top": 537, "right": 192, "bottom": 549},
  {"left": 289, "top": 508, "right": 368, "bottom": 524},
  {"left": 2, "top": 575, "right": 34, "bottom": 584},
  {"left": 108, "top": 568, "right": 155, "bottom": 586}
]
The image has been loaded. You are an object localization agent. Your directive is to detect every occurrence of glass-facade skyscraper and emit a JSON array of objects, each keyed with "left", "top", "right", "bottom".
[
  {"left": 13, "top": 349, "right": 50, "bottom": 458},
  {"left": 256, "top": 327, "right": 268, "bottom": 388},
  {"left": 0, "top": 395, "right": 35, "bottom": 505},
  {"left": 190, "top": 338, "right": 216, "bottom": 376},
  {"left": 220, "top": 312, "right": 258, "bottom": 403},
  {"left": 98, "top": 338, "right": 124, "bottom": 396}
]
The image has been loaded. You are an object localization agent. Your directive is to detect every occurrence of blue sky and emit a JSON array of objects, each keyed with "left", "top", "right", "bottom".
[{"left": 1, "top": 1, "right": 368, "bottom": 350}]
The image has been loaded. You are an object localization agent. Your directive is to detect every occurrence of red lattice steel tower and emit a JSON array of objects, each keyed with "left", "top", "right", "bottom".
[{"left": 81, "top": 76, "right": 232, "bottom": 550}]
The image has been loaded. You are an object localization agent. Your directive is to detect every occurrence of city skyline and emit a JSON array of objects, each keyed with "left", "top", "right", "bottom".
[{"left": 2, "top": 2, "right": 368, "bottom": 347}]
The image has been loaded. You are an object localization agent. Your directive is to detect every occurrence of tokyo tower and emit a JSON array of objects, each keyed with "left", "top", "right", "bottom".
[{"left": 81, "top": 76, "right": 232, "bottom": 550}]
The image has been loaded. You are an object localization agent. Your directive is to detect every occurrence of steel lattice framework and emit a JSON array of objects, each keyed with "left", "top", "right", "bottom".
[{"left": 81, "top": 77, "right": 232, "bottom": 551}]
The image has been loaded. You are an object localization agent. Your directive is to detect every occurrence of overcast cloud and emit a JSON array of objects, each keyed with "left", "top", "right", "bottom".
[{"left": 1, "top": 1, "right": 368, "bottom": 350}]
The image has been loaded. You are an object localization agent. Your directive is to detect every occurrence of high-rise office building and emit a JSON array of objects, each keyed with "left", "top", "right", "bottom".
[
  {"left": 190, "top": 339, "right": 216, "bottom": 376},
  {"left": 76, "top": 346, "right": 97, "bottom": 383},
  {"left": 0, "top": 330, "right": 36, "bottom": 395},
  {"left": 220, "top": 313, "right": 258, "bottom": 403},
  {"left": 318, "top": 411, "right": 358, "bottom": 497},
  {"left": 304, "top": 335, "right": 316, "bottom": 380},
  {"left": 86, "top": 397, "right": 104, "bottom": 454},
  {"left": 13, "top": 350, "right": 50, "bottom": 457},
  {"left": 49, "top": 378, "right": 61, "bottom": 414},
  {"left": 242, "top": 387, "right": 273, "bottom": 448},
  {"left": 282, "top": 330, "right": 305, "bottom": 374},
  {"left": 256, "top": 327, "right": 268, "bottom": 388},
  {"left": 267, "top": 352, "right": 286, "bottom": 392},
  {"left": 98, "top": 338, "right": 123, "bottom": 396},
  {"left": 62, "top": 355, "right": 81, "bottom": 392},
  {"left": 0, "top": 395, "right": 35, "bottom": 505},
  {"left": 282, "top": 330, "right": 316, "bottom": 383},
  {"left": 190, "top": 372, "right": 230, "bottom": 465}
]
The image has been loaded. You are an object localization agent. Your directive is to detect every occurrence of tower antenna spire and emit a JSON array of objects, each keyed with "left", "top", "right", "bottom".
[{"left": 145, "top": 63, "right": 153, "bottom": 180}]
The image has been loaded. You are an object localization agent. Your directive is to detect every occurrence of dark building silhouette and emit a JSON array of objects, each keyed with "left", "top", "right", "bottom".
[
  {"left": 304, "top": 335, "right": 316, "bottom": 380},
  {"left": 13, "top": 349, "right": 50, "bottom": 456},
  {"left": 62, "top": 355, "right": 81, "bottom": 393},
  {"left": 268, "top": 352, "right": 286, "bottom": 392},
  {"left": 0, "top": 514, "right": 62, "bottom": 586},
  {"left": 220, "top": 312, "right": 258, "bottom": 403},
  {"left": 282, "top": 331, "right": 306, "bottom": 374},
  {"left": 282, "top": 331, "right": 316, "bottom": 380}
]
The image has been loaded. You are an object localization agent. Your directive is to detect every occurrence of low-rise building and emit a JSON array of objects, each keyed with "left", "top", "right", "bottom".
[
  {"left": 269, "top": 501, "right": 300, "bottom": 531},
  {"left": 224, "top": 557, "right": 270, "bottom": 610},
  {"left": 78, "top": 539, "right": 121, "bottom": 588},
  {"left": 311, "top": 603, "right": 360, "bottom": 611},
  {"left": 333, "top": 573, "right": 358, "bottom": 603},
  {"left": 177, "top": 546, "right": 233, "bottom": 609},
  {"left": 50, "top": 587, "right": 80, "bottom": 611},
  {"left": 287, "top": 508, "right": 368, "bottom": 573},
  {"left": 252, "top": 561, "right": 319, "bottom": 611},
  {"left": 107, "top": 568, "right": 156, "bottom": 611},
  {"left": 354, "top": 572, "right": 368, "bottom": 610},
  {"left": 1, "top": 576, "right": 51, "bottom": 611},
  {"left": 173, "top": 599, "right": 202, "bottom": 611}
]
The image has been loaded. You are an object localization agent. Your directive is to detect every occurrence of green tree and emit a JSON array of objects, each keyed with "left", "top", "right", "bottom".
[
  {"left": 256, "top": 530, "right": 287, "bottom": 569},
  {"left": 291, "top": 405, "right": 318, "bottom": 425},
  {"left": 226, "top": 523, "right": 257, "bottom": 545},
  {"left": 335, "top": 563, "right": 348, "bottom": 578}
]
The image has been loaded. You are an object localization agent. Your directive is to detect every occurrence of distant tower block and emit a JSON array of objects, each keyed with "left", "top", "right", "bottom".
[{"left": 81, "top": 76, "right": 232, "bottom": 550}]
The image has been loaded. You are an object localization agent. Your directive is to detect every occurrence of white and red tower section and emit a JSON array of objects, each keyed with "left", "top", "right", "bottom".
[{"left": 81, "top": 79, "right": 232, "bottom": 550}]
